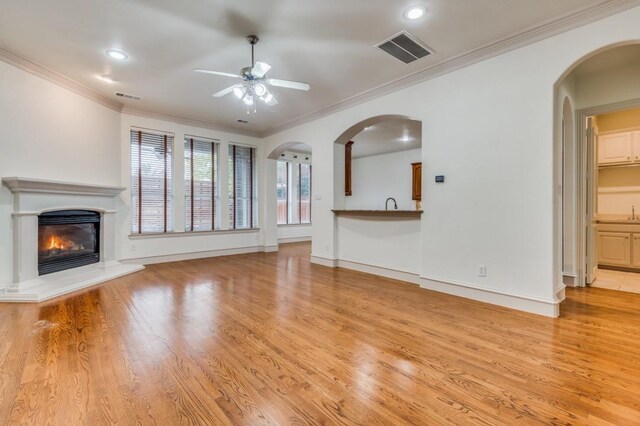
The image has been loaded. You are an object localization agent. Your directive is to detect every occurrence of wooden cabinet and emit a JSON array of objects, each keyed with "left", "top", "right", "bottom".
[
  {"left": 597, "top": 130, "right": 640, "bottom": 165},
  {"left": 411, "top": 162, "right": 422, "bottom": 201},
  {"left": 598, "top": 132, "right": 633, "bottom": 165},
  {"left": 598, "top": 232, "right": 631, "bottom": 266},
  {"left": 633, "top": 235, "right": 640, "bottom": 267}
]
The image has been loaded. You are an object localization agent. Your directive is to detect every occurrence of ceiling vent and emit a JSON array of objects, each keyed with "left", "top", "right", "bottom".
[
  {"left": 376, "top": 31, "right": 432, "bottom": 64},
  {"left": 115, "top": 92, "right": 143, "bottom": 101}
]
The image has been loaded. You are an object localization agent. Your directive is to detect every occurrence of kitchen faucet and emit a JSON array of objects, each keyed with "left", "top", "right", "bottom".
[{"left": 385, "top": 197, "right": 398, "bottom": 210}]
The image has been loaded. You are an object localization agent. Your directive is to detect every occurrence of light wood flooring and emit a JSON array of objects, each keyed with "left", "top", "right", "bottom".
[
  {"left": 591, "top": 268, "right": 640, "bottom": 294},
  {"left": 1, "top": 242, "right": 639, "bottom": 425}
]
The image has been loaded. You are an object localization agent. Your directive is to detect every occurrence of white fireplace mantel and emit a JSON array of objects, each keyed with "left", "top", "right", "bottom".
[{"left": 1, "top": 177, "right": 143, "bottom": 302}]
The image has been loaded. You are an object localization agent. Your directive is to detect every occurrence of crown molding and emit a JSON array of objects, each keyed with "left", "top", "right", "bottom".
[
  {"left": 0, "top": 46, "right": 123, "bottom": 112},
  {"left": 121, "top": 106, "right": 261, "bottom": 138},
  {"left": 262, "top": 0, "right": 640, "bottom": 137},
  {"left": 2, "top": 177, "right": 125, "bottom": 197}
]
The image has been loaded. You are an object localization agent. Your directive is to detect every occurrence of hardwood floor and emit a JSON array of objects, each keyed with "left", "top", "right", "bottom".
[
  {"left": 591, "top": 268, "right": 640, "bottom": 294},
  {"left": 1, "top": 242, "right": 639, "bottom": 425}
]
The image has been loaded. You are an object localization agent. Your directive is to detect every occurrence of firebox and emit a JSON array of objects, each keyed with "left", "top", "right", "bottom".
[{"left": 38, "top": 210, "right": 101, "bottom": 275}]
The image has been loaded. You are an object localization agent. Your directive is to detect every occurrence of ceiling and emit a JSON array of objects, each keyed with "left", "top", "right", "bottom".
[
  {"left": 352, "top": 118, "right": 421, "bottom": 158},
  {"left": 0, "top": 0, "right": 622, "bottom": 135}
]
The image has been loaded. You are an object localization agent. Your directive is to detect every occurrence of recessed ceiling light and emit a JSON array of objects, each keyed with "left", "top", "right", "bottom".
[
  {"left": 105, "top": 49, "right": 128, "bottom": 60},
  {"left": 404, "top": 6, "right": 425, "bottom": 20},
  {"left": 400, "top": 136, "right": 411, "bottom": 142},
  {"left": 97, "top": 75, "right": 116, "bottom": 84}
]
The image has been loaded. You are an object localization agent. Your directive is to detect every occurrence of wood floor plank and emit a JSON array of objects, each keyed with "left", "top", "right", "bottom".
[{"left": 1, "top": 242, "right": 639, "bottom": 425}]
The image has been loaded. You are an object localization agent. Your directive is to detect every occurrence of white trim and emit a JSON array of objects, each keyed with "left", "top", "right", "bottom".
[
  {"left": 129, "top": 228, "right": 259, "bottom": 240},
  {"left": 419, "top": 275, "right": 560, "bottom": 318},
  {"left": 0, "top": 263, "right": 144, "bottom": 303},
  {"left": 278, "top": 236, "right": 312, "bottom": 244},
  {"left": 336, "top": 259, "right": 419, "bottom": 285},
  {"left": 262, "top": 0, "right": 640, "bottom": 137},
  {"left": 2, "top": 177, "right": 125, "bottom": 197},
  {"left": 0, "top": 46, "right": 122, "bottom": 112},
  {"left": 121, "top": 245, "right": 265, "bottom": 265},
  {"left": 122, "top": 107, "right": 260, "bottom": 138},
  {"left": 310, "top": 255, "right": 338, "bottom": 268},
  {"left": 563, "top": 274, "right": 577, "bottom": 287},
  {"left": 261, "top": 245, "right": 279, "bottom": 253}
]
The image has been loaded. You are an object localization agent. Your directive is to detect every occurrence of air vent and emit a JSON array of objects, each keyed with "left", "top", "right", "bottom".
[
  {"left": 237, "top": 119, "right": 249, "bottom": 124},
  {"left": 115, "top": 92, "right": 143, "bottom": 101},
  {"left": 376, "top": 31, "right": 432, "bottom": 64}
]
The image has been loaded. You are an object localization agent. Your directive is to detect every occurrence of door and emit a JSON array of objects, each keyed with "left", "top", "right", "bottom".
[
  {"left": 634, "top": 131, "right": 640, "bottom": 162},
  {"left": 585, "top": 118, "right": 598, "bottom": 284},
  {"left": 598, "top": 132, "right": 633, "bottom": 164},
  {"left": 598, "top": 232, "right": 631, "bottom": 266}
]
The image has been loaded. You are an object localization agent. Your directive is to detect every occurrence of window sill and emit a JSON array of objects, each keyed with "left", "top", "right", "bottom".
[
  {"left": 277, "top": 223, "right": 312, "bottom": 227},
  {"left": 129, "top": 228, "right": 260, "bottom": 240}
]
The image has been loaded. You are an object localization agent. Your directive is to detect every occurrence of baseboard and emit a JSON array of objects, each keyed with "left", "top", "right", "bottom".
[
  {"left": 563, "top": 274, "right": 577, "bottom": 287},
  {"left": 310, "top": 255, "right": 338, "bottom": 268},
  {"left": 122, "top": 245, "right": 268, "bottom": 265},
  {"left": 261, "top": 245, "right": 279, "bottom": 253},
  {"left": 278, "top": 236, "right": 312, "bottom": 244},
  {"left": 419, "top": 275, "right": 560, "bottom": 318},
  {"left": 336, "top": 259, "right": 419, "bottom": 285}
]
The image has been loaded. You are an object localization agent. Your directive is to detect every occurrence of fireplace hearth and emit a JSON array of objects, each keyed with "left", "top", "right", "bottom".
[{"left": 38, "top": 210, "right": 100, "bottom": 275}]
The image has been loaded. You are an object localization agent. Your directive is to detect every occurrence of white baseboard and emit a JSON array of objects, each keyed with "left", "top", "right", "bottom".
[
  {"left": 335, "top": 259, "right": 419, "bottom": 285},
  {"left": 310, "top": 255, "right": 338, "bottom": 267},
  {"left": 122, "top": 245, "right": 272, "bottom": 265},
  {"left": 563, "top": 275, "right": 577, "bottom": 287},
  {"left": 278, "top": 236, "right": 311, "bottom": 244},
  {"left": 419, "top": 275, "right": 560, "bottom": 318}
]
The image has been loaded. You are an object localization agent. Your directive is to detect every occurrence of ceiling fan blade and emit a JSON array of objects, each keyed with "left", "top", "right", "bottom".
[
  {"left": 251, "top": 61, "right": 271, "bottom": 78},
  {"left": 266, "top": 94, "right": 278, "bottom": 106},
  {"left": 212, "top": 84, "right": 239, "bottom": 98},
  {"left": 194, "top": 68, "right": 241, "bottom": 79},
  {"left": 268, "top": 78, "right": 310, "bottom": 91}
]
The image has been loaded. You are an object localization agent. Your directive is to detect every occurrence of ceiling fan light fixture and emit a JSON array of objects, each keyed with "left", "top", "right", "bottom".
[
  {"left": 233, "top": 86, "right": 246, "bottom": 99},
  {"left": 254, "top": 83, "right": 267, "bottom": 97},
  {"left": 242, "top": 93, "right": 254, "bottom": 106},
  {"left": 263, "top": 92, "right": 273, "bottom": 104}
]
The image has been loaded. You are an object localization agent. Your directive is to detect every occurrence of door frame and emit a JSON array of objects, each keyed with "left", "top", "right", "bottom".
[{"left": 572, "top": 98, "right": 640, "bottom": 288}]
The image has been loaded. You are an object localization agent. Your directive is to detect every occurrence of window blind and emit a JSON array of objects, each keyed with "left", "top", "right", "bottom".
[
  {"left": 185, "top": 137, "right": 219, "bottom": 232},
  {"left": 130, "top": 130, "right": 174, "bottom": 234},
  {"left": 300, "top": 163, "right": 312, "bottom": 224},
  {"left": 276, "top": 161, "right": 289, "bottom": 225},
  {"left": 229, "top": 145, "right": 257, "bottom": 229}
]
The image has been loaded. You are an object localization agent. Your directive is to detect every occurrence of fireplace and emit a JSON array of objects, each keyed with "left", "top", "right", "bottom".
[{"left": 38, "top": 210, "right": 101, "bottom": 275}]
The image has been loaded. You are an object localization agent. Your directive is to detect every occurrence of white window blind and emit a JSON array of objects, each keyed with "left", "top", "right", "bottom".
[
  {"left": 228, "top": 145, "right": 257, "bottom": 229},
  {"left": 185, "top": 137, "right": 219, "bottom": 232},
  {"left": 276, "top": 161, "right": 289, "bottom": 225},
  {"left": 130, "top": 130, "right": 174, "bottom": 234},
  {"left": 300, "top": 163, "right": 312, "bottom": 224}
]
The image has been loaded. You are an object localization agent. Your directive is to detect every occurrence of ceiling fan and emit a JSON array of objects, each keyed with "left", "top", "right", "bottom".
[{"left": 194, "top": 35, "right": 310, "bottom": 111}]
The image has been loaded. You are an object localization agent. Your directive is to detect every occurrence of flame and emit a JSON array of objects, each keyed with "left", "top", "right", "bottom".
[{"left": 47, "top": 234, "right": 75, "bottom": 251}]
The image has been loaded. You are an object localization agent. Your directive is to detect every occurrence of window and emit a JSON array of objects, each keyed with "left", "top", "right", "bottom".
[
  {"left": 277, "top": 161, "right": 289, "bottom": 224},
  {"left": 229, "top": 144, "right": 257, "bottom": 229},
  {"left": 299, "top": 163, "right": 312, "bottom": 224},
  {"left": 277, "top": 159, "right": 312, "bottom": 225},
  {"left": 131, "top": 130, "right": 174, "bottom": 233},
  {"left": 185, "top": 137, "right": 219, "bottom": 232}
]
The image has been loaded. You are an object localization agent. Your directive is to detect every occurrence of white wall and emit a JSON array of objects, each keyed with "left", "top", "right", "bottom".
[
  {"left": 346, "top": 149, "right": 421, "bottom": 210},
  {"left": 260, "top": 6, "right": 640, "bottom": 317},
  {"left": 0, "top": 60, "right": 121, "bottom": 287},
  {"left": 598, "top": 167, "right": 640, "bottom": 215},
  {"left": 119, "top": 113, "right": 263, "bottom": 262}
]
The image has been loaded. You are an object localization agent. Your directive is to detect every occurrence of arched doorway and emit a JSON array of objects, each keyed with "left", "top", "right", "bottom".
[{"left": 555, "top": 42, "right": 640, "bottom": 295}]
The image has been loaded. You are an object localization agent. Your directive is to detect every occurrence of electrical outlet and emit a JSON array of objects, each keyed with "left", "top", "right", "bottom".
[{"left": 478, "top": 265, "right": 486, "bottom": 277}]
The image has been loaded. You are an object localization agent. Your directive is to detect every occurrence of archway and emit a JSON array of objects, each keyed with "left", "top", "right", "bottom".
[
  {"left": 266, "top": 142, "right": 313, "bottom": 246},
  {"left": 555, "top": 42, "right": 640, "bottom": 296}
]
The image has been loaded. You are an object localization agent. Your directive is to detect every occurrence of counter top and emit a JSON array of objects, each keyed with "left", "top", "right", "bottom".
[
  {"left": 596, "top": 215, "right": 640, "bottom": 225},
  {"left": 332, "top": 209, "right": 423, "bottom": 217}
]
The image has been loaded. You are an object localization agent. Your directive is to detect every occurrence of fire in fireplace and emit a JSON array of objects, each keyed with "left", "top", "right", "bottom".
[{"left": 38, "top": 210, "right": 100, "bottom": 275}]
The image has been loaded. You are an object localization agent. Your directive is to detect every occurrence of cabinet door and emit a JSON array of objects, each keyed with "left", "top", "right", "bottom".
[
  {"left": 598, "top": 132, "right": 633, "bottom": 165},
  {"left": 411, "top": 162, "right": 422, "bottom": 201},
  {"left": 634, "top": 131, "right": 640, "bottom": 162},
  {"left": 598, "top": 232, "right": 631, "bottom": 266},
  {"left": 633, "top": 234, "right": 640, "bottom": 267}
]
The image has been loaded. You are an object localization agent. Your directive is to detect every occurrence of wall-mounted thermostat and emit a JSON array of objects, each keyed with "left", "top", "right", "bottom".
[{"left": 435, "top": 175, "right": 445, "bottom": 183}]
